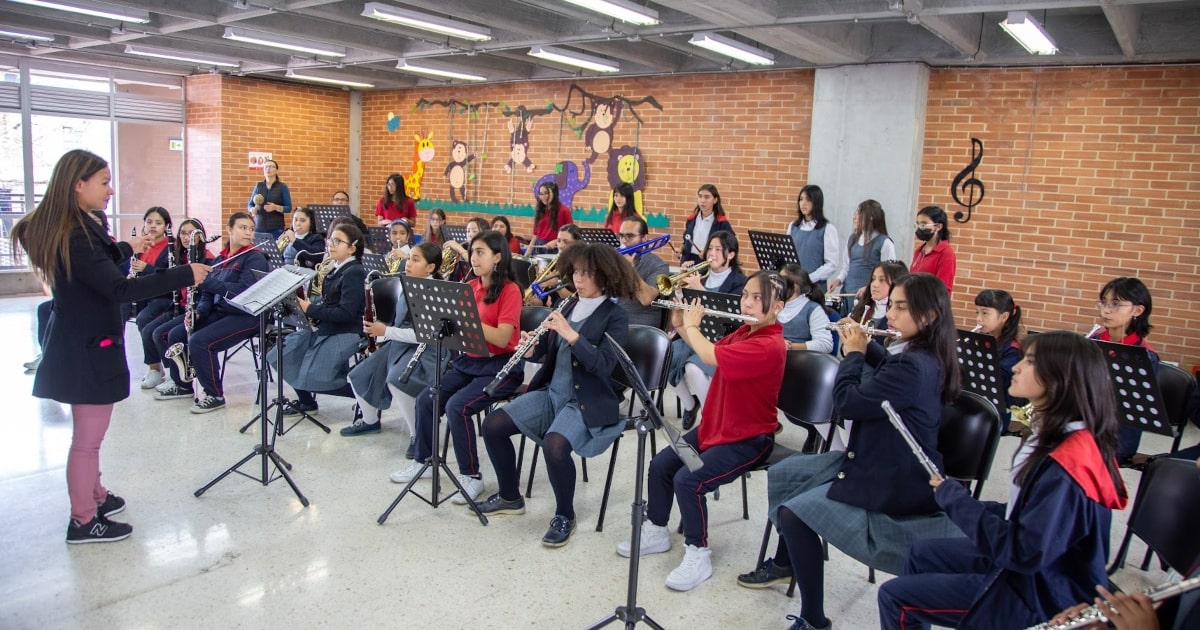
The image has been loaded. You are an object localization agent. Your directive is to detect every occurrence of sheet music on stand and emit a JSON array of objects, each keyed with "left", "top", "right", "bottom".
[
  {"left": 680, "top": 289, "right": 745, "bottom": 343},
  {"left": 229, "top": 265, "right": 316, "bottom": 317},
  {"left": 956, "top": 329, "right": 1006, "bottom": 412},
  {"left": 580, "top": 227, "right": 620, "bottom": 248},
  {"left": 1094, "top": 340, "right": 1173, "bottom": 437},
  {"left": 748, "top": 230, "right": 801, "bottom": 272},
  {"left": 308, "top": 204, "right": 352, "bottom": 233}
]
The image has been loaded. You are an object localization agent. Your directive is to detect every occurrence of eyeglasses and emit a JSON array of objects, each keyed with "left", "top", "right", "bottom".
[
  {"left": 914, "top": 222, "right": 937, "bottom": 229},
  {"left": 1096, "top": 300, "right": 1133, "bottom": 311},
  {"left": 617, "top": 233, "right": 641, "bottom": 241},
  {"left": 327, "top": 237, "right": 349, "bottom": 247}
]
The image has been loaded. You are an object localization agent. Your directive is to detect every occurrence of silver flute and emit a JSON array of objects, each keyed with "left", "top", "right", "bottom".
[
  {"left": 652, "top": 300, "right": 759, "bottom": 323},
  {"left": 825, "top": 322, "right": 903, "bottom": 338},
  {"left": 484, "top": 295, "right": 577, "bottom": 395},
  {"left": 1025, "top": 576, "right": 1200, "bottom": 630},
  {"left": 880, "top": 400, "right": 944, "bottom": 481}
]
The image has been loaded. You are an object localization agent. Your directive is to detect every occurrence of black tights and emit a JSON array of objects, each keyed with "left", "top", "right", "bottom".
[
  {"left": 481, "top": 410, "right": 578, "bottom": 520},
  {"left": 777, "top": 506, "right": 829, "bottom": 628}
]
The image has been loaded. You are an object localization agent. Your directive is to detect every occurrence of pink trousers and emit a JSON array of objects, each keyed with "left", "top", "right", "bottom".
[{"left": 67, "top": 404, "right": 113, "bottom": 523}]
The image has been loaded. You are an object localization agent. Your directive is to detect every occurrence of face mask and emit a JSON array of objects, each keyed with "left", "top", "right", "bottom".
[{"left": 915, "top": 227, "right": 935, "bottom": 241}]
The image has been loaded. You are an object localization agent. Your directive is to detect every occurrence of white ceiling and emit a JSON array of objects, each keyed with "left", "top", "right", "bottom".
[{"left": 1, "top": 0, "right": 1198, "bottom": 89}]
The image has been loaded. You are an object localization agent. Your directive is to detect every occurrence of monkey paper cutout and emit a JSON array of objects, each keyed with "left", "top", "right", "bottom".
[
  {"left": 444, "top": 139, "right": 477, "bottom": 202},
  {"left": 606, "top": 145, "right": 646, "bottom": 216},
  {"left": 504, "top": 115, "right": 535, "bottom": 174},
  {"left": 583, "top": 98, "right": 621, "bottom": 164}
]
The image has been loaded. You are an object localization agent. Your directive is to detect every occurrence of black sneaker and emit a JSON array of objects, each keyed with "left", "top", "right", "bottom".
[
  {"left": 190, "top": 396, "right": 226, "bottom": 414},
  {"left": 737, "top": 557, "right": 794, "bottom": 588},
  {"left": 405, "top": 436, "right": 416, "bottom": 460},
  {"left": 283, "top": 401, "right": 318, "bottom": 417},
  {"left": 339, "top": 420, "right": 381, "bottom": 436},
  {"left": 681, "top": 406, "right": 699, "bottom": 431},
  {"left": 475, "top": 493, "right": 526, "bottom": 515},
  {"left": 541, "top": 515, "right": 576, "bottom": 548},
  {"left": 154, "top": 385, "right": 194, "bottom": 400},
  {"left": 97, "top": 492, "right": 125, "bottom": 518},
  {"left": 67, "top": 514, "right": 132, "bottom": 544}
]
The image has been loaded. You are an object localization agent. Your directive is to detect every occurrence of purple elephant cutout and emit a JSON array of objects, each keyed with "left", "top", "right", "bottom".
[{"left": 533, "top": 160, "right": 590, "bottom": 210}]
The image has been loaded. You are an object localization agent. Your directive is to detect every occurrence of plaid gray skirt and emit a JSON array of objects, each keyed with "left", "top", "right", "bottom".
[
  {"left": 667, "top": 337, "right": 716, "bottom": 386},
  {"left": 347, "top": 340, "right": 438, "bottom": 409},
  {"left": 504, "top": 390, "right": 624, "bottom": 459},
  {"left": 767, "top": 451, "right": 964, "bottom": 576},
  {"left": 268, "top": 328, "right": 361, "bottom": 392}
]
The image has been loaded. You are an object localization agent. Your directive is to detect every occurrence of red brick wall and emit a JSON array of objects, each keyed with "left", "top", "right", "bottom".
[
  {"left": 921, "top": 65, "right": 1200, "bottom": 369},
  {"left": 184, "top": 75, "right": 222, "bottom": 232}
]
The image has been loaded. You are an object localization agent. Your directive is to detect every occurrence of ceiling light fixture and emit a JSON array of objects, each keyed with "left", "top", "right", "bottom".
[
  {"left": 285, "top": 70, "right": 373, "bottom": 89},
  {"left": 527, "top": 45, "right": 619, "bottom": 73},
  {"left": 395, "top": 59, "right": 486, "bottom": 82},
  {"left": 688, "top": 32, "right": 774, "bottom": 66},
  {"left": 999, "top": 11, "right": 1058, "bottom": 55},
  {"left": 0, "top": 27, "right": 56, "bottom": 42},
  {"left": 559, "top": 0, "right": 659, "bottom": 26},
  {"left": 223, "top": 27, "right": 347, "bottom": 58},
  {"left": 125, "top": 45, "right": 241, "bottom": 68},
  {"left": 8, "top": 0, "right": 149, "bottom": 24},
  {"left": 361, "top": 3, "right": 491, "bottom": 41}
]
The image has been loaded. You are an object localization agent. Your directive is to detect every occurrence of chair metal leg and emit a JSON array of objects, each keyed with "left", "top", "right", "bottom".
[
  {"left": 1108, "top": 528, "right": 1135, "bottom": 575},
  {"left": 757, "top": 520, "right": 773, "bottom": 566},
  {"left": 741, "top": 473, "right": 749, "bottom": 519},
  {"left": 525, "top": 444, "right": 540, "bottom": 499},
  {"left": 868, "top": 566, "right": 876, "bottom": 584},
  {"left": 581, "top": 457, "right": 589, "bottom": 483},
  {"left": 596, "top": 435, "right": 622, "bottom": 532}
]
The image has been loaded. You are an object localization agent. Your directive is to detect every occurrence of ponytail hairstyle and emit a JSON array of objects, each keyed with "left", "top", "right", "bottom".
[
  {"left": 849, "top": 260, "right": 909, "bottom": 323},
  {"left": 893, "top": 273, "right": 960, "bottom": 404},
  {"left": 413, "top": 241, "right": 443, "bottom": 280},
  {"left": 780, "top": 263, "right": 825, "bottom": 306},
  {"left": 917, "top": 205, "right": 951, "bottom": 242},
  {"left": 974, "top": 289, "right": 1022, "bottom": 349},
  {"left": 332, "top": 224, "right": 365, "bottom": 261},
  {"left": 1013, "top": 331, "right": 1125, "bottom": 501},
  {"left": 471, "top": 229, "right": 514, "bottom": 304},
  {"left": 792, "top": 184, "right": 827, "bottom": 229},
  {"left": 1099, "top": 277, "right": 1153, "bottom": 339}
]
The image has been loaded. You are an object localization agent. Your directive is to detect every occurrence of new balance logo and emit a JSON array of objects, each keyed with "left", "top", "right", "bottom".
[{"left": 89, "top": 523, "right": 108, "bottom": 536}]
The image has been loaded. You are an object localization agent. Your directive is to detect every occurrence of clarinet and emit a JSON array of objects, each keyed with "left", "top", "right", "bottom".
[
  {"left": 166, "top": 226, "right": 179, "bottom": 317},
  {"left": 397, "top": 342, "right": 426, "bottom": 384},
  {"left": 1025, "top": 576, "right": 1200, "bottom": 629},
  {"left": 363, "top": 270, "right": 381, "bottom": 355},
  {"left": 126, "top": 226, "right": 138, "bottom": 279},
  {"left": 483, "top": 294, "right": 576, "bottom": 396}
]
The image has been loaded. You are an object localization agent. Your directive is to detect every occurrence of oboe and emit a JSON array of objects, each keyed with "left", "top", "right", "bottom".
[
  {"left": 1025, "top": 576, "right": 1200, "bottom": 630},
  {"left": 880, "top": 400, "right": 943, "bottom": 481},
  {"left": 483, "top": 294, "right": 576, "bottom": 395},
  {"left": 825, "top": 322, "right": 904, "bottom": 338},
  {"left": 165, "top": 226, "right": 178, "bottom": 316},
  {"left": 363, "top": 270, "right": 381, "bottom": 356}
]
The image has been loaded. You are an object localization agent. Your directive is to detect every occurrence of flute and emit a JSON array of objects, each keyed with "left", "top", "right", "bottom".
[
  {"left": 484, "top": 294, "right": 576, "bottom": 395},
  {"left": 881, "top": 400, "right": 943, "bottom": 481},
  {"left": 1086, "top": 323, "right": 1102, "bottom": 338},
  {"left": 652, "top": 300, "right": 759, "bottom": 324},
  {"left": 825, "top": 322, "right": 903, "bottom": 338},
  {"left": 1025, "top": 576, "right": 1200, "bottom": 629},
  {"left": 970, "top": 324, "right": 983, "bottom": 333}
]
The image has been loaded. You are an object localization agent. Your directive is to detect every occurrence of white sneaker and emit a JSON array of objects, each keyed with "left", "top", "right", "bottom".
[
  {"left": 155, "top": 379, "right": 175, "bottom": 394},
  {"left": 665, "top": 544, "right": 713, "bottom": 592},
  {"left": 22, "top": 355, "right": 41, "bottom": 371},
  {"left": 616, "top": 521, "right": 671, "bottom": 558},
  {"left": 140, "top": 369, "right": 164, "bottom": 389},
  {"left": 450, "top": 475, "right": 485, "bottom": 505},
  {"left": 388, "top": 461, "right": 431, "bottom": 484}
]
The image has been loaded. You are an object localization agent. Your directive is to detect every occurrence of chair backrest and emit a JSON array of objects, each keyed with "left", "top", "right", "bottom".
[
  {"left": 1126, "top": 457, "right": 1200, "bottom": 573},
  {"left": 520, "top": 306, "right": 551, "bottom": 334},
  {"left": 511, "top": 257, "right": 534, "bottom": 293},
  {"left": 938, "top": 390, "right": 1004, "bottom": 498},
  {"left": 776, "top": 350, "right": 840, "bottom": 425},
  {"left": 1157, "top": 363, "right": 1197, "bottom": 432},
  {"left": 611, "top": 325, "right": 672, "bottom": 396},
  {"left": 370, "top": 276, "right": 403, "bottom": 325}
]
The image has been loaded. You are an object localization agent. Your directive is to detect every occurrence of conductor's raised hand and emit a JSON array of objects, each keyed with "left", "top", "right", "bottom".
[
  {"left": 126, "top": 233, "right": 153, "bottom": 254},
  {"left": 189, "top": 263, "right": 212, "bottom": 284}
]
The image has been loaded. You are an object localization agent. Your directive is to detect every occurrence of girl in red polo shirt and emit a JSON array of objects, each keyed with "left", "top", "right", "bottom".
[
  {"left": 616, "top": 270, "right": 791, "bottom": 592},
  {"left": 910, "top": 205, "right": 957, "bottom": 293}
]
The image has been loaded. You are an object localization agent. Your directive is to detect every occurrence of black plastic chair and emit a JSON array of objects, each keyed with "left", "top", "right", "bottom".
[
  {"left": 939, "top": 390, "right": 1004, "bottom": 500},
  {"left": 595, "top": 326, "right": 672, "bottom": 532},
  {"left": 1109, "top": 457, "right": 1200, "bottom": 575},
  {"left": 1157, "top": 364, "right": 1198, "bottom": 453}
]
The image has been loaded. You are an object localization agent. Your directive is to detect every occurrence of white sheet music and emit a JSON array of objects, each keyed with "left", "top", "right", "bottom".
[{"left": 229, "top": 265, "right": 316, "bottom": 317}]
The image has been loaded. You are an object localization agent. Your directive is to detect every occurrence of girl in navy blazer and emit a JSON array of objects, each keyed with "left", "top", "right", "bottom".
[
  {"left": 680, "top": 183, "right": 733, "bottom": 266},
  {"left": 974, "top": 289, "right": 1025, "bottom": 430},
  {"left": 478, "top": 243, "right": 642, "bottom": 547},
  {"left": 877, "top": 331, "right": 1129, "bottom": 630},
  {"left": 12, "top": 150, "right": 206, "bottom": 544}
]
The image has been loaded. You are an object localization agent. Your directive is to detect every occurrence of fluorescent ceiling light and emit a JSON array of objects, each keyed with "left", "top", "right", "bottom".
[
  {"left": 688, "top": 32, "right": 774, "bottom": 66},
  {"left": 8, "top": 0, "right": 149, "bottom": 24},
  {"left": 0, "top": 27, "right": 55, "bottom": 42},
  {"left": 527, "top": 45, "right": 619, "bottom": 73},
  {"left": 125, "top": 45, "right": 240, "bottom": 68},
  {"left": 286, "top": 70, "right": 373, "bottom": 89},
  {"left": 361, "top": 3, "right": 491, "bottom": 42},
  {"left": 396, "top": 59, "right": 486, "bottom": 82},
  {"left": 1000, "top": 11, "right": 1058, "bottom": 55},
  {"left": 223, "top": 27, "right": 346, "bottom": 58},
  {"left": 560, "top": 0, "right": 659, "bottom": 26}
]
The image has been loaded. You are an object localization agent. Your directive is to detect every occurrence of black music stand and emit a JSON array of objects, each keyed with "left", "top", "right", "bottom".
[
  {"left": 195, "top": 265, "right": 317, "bottom": 507},
  {"left": 308, "top": 204, "right": 352, "bottom": 234},
  {"left": 580, "top": 227, "right": 620, "bottom": 247},
  {"left": 956, "top": 329, "right": 1007, "bottom": 413},
  {"left": 262, "top": 248, "right": 286, "bottom": 270},
  {"left": 589, "top": 334, "right": 701, "bottom": 630},
  {"left": 366, "top": 226, "right": 390, "bottom": 254},
  {"left": 748, "top": 230, "right": 801, "bottom": 272},
  {"left": 361, "top": 252, "right": 388, "bottom": 275},
  {"left": 443, "top": 224, "right": 467, "bottom": 243},
  {"left": 253, "top": 232, "right": 277, "bottom": 250},
  {"left": 377, "top": 276, "right": 492, "bottom": 526},
  {"left": 680, "top": 289, "right": 745, "bottom": 341},
  {"left": 1094, "top": 340, "right": 1173, "bottom": 437}
]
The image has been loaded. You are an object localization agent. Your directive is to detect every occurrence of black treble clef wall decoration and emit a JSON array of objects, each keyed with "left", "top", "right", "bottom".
[{"left": 950, "top": 137, "right": 985, "bottom": 223}]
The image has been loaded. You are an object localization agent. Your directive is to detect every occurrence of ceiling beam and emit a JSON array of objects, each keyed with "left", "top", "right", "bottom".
[{"left": 1100, "top": 0, "right": 1141, "bottom": 58}]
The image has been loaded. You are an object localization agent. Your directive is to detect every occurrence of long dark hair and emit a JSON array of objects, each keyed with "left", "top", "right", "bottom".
[
  {"left": 694, "top": 183, "right": 726, "bottom": 218},
  {"left": 704, "top": 231, "right": 741, "bottom": 274},
  {"left": 175, "top": 218, "right": 208, "bottom": 262},
  {"left": 471, "top": 229, "right": 514, "bottom": 304},
  {"left": 490, "top": 215, "right": 513, "bottom": 240},
  {"left": 851, "top": 199, "right": 889, "bottom": 244},
  {"left": 423, "top": 208, "right": 447, "bottom": 245},
  {"left": 975, "top": 289, "right": 1022, "bottom": 349},
  {"left": 12, "top": 149, "right": 109, "bottom": 288},
  {"left": 534, "top": 182, "right": 565, "bottom": 231},
  {"left": 556, "top": 242, "right": 641, "bottom": 301},
  {"left": 143, "top": 206, "right": 172, "bottom": 230},
  {"left": 1099, "top": 277, "right": 1153, "bottom": 339},
  {"left": 893, "top": 273, "right": 960, "bottom": 404},
  {"left": 918, "top": 205, "right": 951, "bottom": 242},
  {"left": 792, "top": 184, "right": 827, "bottom": 229},
  {"left": 293, "top": 206, "right": 318, "bottom": 236},
  {"left": 412, "top": 241, "right": 443, "bottom": 280},
  {"left": 780, "top": 263, "right": 824, "bottom": 305},
  {"left": 1013, "top": 331, "right": 1125, "bottom": 499},
  {"left": 384, "top": 173, "right": 408, "bottom": 209},
  {"left": 850, "top": 260, "right": 909, "bottom": 323},
  {"left": 606, "top": 183, "right": 638, "bottom": 228},
  {"left": 748, "top": 270, "right": 794, "bottom": 318}
]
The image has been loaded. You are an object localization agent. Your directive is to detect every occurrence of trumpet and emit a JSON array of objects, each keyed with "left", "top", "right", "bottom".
[
  {"left": 825, "top": 322, "right": 904, "bottom": 338},
  {"left": 655, "top": 261, "right": 710, "bottom": 296},
  {"left": 524, "top": 256, "right": 559, "bottom": 301},
  {"left": 276, "top": 230, "right": 292, "bottom": 252},
  {"left": 652, "top": 299, "right": 759, "bottom": 323},
  {"left": 484, "top": 294, "right": 576, "bottom": 395}
]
